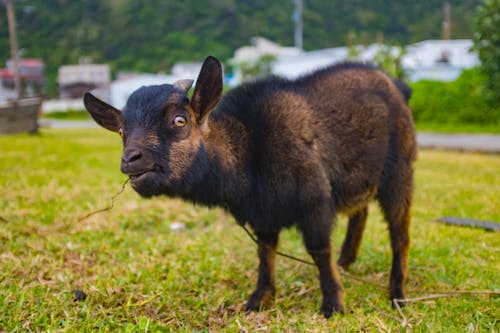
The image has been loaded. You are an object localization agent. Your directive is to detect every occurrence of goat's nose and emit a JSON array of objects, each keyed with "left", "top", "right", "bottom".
[{"left": 122, "top": 148, "right": 142, "bottom": 163}]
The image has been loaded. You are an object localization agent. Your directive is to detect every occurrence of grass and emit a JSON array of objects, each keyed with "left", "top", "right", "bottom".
[
  {"left": 0, "top": 129, "right": 499, "bottom": 332},
  {"left": 40, "top": 110, "right": 91, "bottom": 121},
  {"left": 415, "top": 121, "right": 500, "bottom": 134}
]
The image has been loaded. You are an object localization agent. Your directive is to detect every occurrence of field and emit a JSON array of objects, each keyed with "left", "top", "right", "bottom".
[{"left": 0, "top": 129, "right": 499, "bottom": 332}]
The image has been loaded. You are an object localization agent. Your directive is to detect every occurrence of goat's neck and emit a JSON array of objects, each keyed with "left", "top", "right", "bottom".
[{"left": 192, "top": 117, "right": 250, "bottom": 207}]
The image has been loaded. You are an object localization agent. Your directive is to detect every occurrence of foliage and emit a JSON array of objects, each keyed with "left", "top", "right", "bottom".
[
  {"left": 372, "top": 45, "right": 407, "bottom": 80},
  {"left": 473, "top": 0, "right": 500, "bottom": 105},
  {"left": 0, "top": 0, "right": 482, "bottom": 93},
  {"left": 236, "top": 54, "right": 277, "bottom": 81},
  {"left": 0, "top": 129, "right": 499, "bottom": 331},
  {"left": 410, "top": 68, "right": 500, "bottom": 127}
]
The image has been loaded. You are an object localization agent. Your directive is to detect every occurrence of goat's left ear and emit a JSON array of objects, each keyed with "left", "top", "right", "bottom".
[
  {"left": 84, "top": 92, "right": 122, "bottom": 132},
  {"left": 191, "top": 56, "right": 223, "bottom": 125}
]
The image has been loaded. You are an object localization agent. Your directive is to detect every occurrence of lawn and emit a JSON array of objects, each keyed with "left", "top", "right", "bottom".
[
  {"left": 415, "top": 121, "right": 500, "bottom": 135},
  {"left": 40, "top": 111, "right": 92, "bottom": 121},
  {"left": 0, "top": 129, "right": 498, "bottom": 332}
]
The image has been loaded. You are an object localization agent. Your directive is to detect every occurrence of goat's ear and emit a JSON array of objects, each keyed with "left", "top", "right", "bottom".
[
  {"left": 84, "top": 92, "right": 122, "bottom": 133},
  {"left": 191, "top": 56, "right": 223, "bottom": 124}
]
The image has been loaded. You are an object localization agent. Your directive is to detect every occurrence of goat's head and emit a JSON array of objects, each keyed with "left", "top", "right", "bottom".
[{"left": 84, "top": 56, "right": 223, "bottom": 197}]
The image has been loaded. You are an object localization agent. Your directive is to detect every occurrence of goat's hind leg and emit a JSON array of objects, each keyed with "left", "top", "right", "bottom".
[
  {"left": 245, "top": 231, "right": 279, "bottom": 312},
  {"left": 378, "top": 161, "right": 413, "bottom": 305},
  {"left": 337, "top": 206, "right": 368, "bottom": 270}
]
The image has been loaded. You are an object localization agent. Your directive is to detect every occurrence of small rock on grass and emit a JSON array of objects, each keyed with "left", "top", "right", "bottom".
[{"left": 71, "top": 289, "right": 87, "bottom": 302}]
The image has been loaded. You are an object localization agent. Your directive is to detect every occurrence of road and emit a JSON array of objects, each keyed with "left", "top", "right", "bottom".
[{"left": 417, "top": 133, "right": 500, "bottom": 154}]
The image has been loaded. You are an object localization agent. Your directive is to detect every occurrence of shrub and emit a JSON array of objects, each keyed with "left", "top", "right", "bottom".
[
  {"left": 473, "top": 0, "right": 500, "bottom": 105},
  {"left": 409, "top": 68, "right": 500, "bottom": 126}
]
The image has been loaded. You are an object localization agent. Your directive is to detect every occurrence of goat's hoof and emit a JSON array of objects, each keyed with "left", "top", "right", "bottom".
[
  {"left": 245, "top": 296, "right": 261, "bottom": 313},
  {"left": 336, "top": 256, "right": 355, "bottom": 270},
  {"left": 390, "top": 288, "right": 406, "bottom": 308},
  {"left": 391, "top": 297, "right": 406, "bottom": 309},
  {"left": 245, "top": 289, "right": 274, "bottom": 312},
  {"left": 321, "top": 300, "right": 344, "bottom": 318}
]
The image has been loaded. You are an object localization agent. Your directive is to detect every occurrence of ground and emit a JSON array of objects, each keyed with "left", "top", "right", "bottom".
[{"left": 0, "top": 129, "right": 499, "bottom": 332}]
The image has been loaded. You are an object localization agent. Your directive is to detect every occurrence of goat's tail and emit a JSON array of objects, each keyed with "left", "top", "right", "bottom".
[{"left": 392, "top": 79, "right": 412, "bottom": 104}]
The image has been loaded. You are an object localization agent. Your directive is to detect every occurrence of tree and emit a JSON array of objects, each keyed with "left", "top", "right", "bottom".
[{"left": 473, "top": 0, "right": 500, "bottom": 104}]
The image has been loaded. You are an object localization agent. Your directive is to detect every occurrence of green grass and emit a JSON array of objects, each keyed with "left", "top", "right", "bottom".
[
  {"left": 40, "top": 110, "right": 91, "bottom": 121},
  {"left": 415, "top": 121, "right": 500, "bottom": 134},
  {"left": 0, "top": 129, "right": 499, "bottom": 332}
]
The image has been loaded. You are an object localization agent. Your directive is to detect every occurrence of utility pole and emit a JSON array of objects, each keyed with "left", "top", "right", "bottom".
[
  {"left": 292, "top": 0, "right": 303, "bottom": 50},
  {"left": 5, "top": 0, "right": 21, "bottom": 99},
  {"left": 442, "top": 2, "right": 451, "bottom": 40}
]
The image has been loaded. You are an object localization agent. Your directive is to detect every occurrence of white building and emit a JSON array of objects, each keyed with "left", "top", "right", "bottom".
[
  {"left": 172, "top": 62, "right": 203, "bottom": 79},
  {"left": 230, "top": 37, "right": 479, "bottom": 84},
  {"left": 110, "top": 73, "right": 195, "bottom": 109},
  {"left": 108, "top": 61, "right": 205, "bottom": 108},
  {"left": 58, "top": 64, "right": 110, "bottom": 87},
  {"left": 58, "top": 62, "right": 111, "bottom": 100},
  {"left": 402, "top": 39, "right": 479, "bottom": 82},
  {"left": 272, "top": 47, "right": 349, "bottom": 79},
  {"left": 230, "top": 37, "right": 302, "bottom": 84},
  {"left": 46, "top": 63, "right": 203, "bottom": 112}
]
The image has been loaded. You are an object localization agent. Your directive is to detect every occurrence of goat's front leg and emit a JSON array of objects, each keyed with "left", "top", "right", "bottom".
[
  {"left": 310, "top": 247, "right": 344, "bottom": 318},
  {"left": 300, "top": 205, "right": 344, "bottom": 318},
  {"left": 245, "top": 231, "right": 279, "bottom": 312}
]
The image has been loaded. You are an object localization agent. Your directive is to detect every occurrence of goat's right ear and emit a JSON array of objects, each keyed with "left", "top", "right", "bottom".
[
  {"left": 83, "top": 92, "right": 122, "bottom": 133},
  {"left": 191, "top": 56, "right": 223, "bottom": 125}
]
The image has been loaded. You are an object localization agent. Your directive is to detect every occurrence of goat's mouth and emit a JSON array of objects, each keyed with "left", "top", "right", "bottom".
[{"left": 128, "top": 170, "right": 156, "bottom": 186}]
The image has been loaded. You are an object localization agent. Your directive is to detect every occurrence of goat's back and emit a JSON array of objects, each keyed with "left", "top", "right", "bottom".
[
  {"left": 215, "top": 63, "right": 416, "bottom": 215},
  {"left": 298, "top": 64, "right": 416, "bottom": 212}
]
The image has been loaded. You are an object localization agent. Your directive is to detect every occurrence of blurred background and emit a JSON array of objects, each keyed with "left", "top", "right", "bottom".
[{"left": 0, "top": 0, "right": 498, "bottom": 132}]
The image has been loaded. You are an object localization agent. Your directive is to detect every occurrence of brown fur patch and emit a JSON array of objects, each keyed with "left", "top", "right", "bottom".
[
  {"left": 167, "top": 129, "right": 203, "bottom": 182},
  {"left": 146, "top": 132, "right": 160, "bottom": 148}
]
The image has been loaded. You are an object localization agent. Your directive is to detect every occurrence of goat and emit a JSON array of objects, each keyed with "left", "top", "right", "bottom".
[{"left": 84, "top": 56, "right": 416, "bottom": 318}]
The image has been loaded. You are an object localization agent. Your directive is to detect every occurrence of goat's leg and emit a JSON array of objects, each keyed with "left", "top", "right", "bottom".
[
  {"left": 300, "top": 206, "right": 344, "bottom": 318},
  {"left": 384, "top": 202, "right": 411, "bottom": 304},
  {"left": 378, "top": 161, "right": 413, "bottom": 305},
  {"left": 310, "top": 246, "right": 344, "bottom": 318},
  {"left": 245, "top": 231, "right": 279, "bottom": 312},
  {"left": 337, "top": 206, "right": 368, "bottom": 270}
]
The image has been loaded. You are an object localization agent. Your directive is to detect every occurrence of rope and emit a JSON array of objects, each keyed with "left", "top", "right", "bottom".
[
  {"left": 77, "top": 178, "right": 130, "bottom": 222},
  {"left": 241, "top": 222, "right": 499, "bottom": 327},
  {"left": 240, "top": 224, "right": 500, "bottom": 297},
  {"left": 241, "top": 224, "right": 389, "bottom": 290},
  {"left": 1, "top": 178, "right": 130, "bottom": 225},
  {"left": 241, "top": 224, "right": 316, "bottom": 266}
]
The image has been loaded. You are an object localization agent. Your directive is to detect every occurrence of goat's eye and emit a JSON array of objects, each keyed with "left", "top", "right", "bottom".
[
  {"left": 173, "top": 115, "right": 187, "bottom": 127},
  {"left": 118, "top": 128, "right": 124, "bottom": 137}
]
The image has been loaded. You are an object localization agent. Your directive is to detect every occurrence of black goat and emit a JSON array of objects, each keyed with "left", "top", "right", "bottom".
[{"left": 84, "top": 56, "right": 416, "bottom": 318}]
